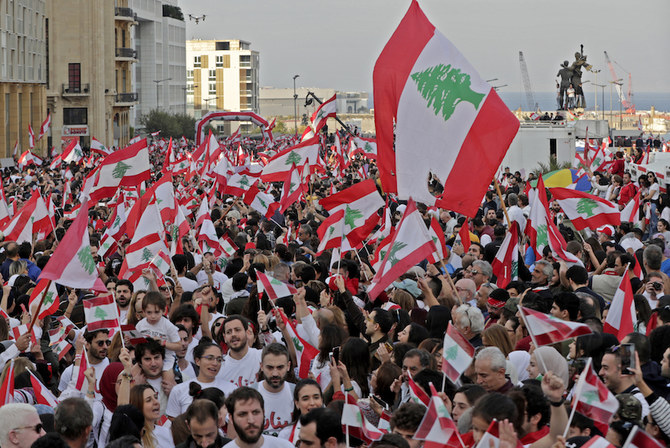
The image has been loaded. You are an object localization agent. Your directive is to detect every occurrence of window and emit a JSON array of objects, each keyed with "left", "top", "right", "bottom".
[
  {"left": 68, "top": 63, "right": 81, "bottom": 92},
  {"left": 209, "top": 69, "right": 215, "bottom": 81},
  {"left": 215, "top": 41, "right": 230, "bottom": 51},
  {"left": 215, "top": 55, "right": 223, "bottom": 68},
  {"left": 186, "top": 70, "right": 193, "bottom": 81},
  {"left": 209, "top": 83, "right": 216, "bottom": 95},
  {"left": 193, "top": 56, "right": 201, "bottom": 68},
  {"left": 63, "top": 108, "right": 88, "bottom": 125}
]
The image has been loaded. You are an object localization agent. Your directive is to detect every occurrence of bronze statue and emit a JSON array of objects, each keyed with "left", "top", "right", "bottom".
[
  {"left": 556, "top": 45, "right": 593, "bottom": 110},
  {"left": 557, "top": 60, "right": 572, "bottom": 110}
]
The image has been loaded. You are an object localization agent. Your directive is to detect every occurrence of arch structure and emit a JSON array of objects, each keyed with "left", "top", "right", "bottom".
[{"left": 195, "top": 111, "right": 269, "bottom": 145}]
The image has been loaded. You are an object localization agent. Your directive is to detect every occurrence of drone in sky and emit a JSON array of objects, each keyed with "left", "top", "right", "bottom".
[{"left": 188, "top": 14, "right": 206, "bottom": 24}]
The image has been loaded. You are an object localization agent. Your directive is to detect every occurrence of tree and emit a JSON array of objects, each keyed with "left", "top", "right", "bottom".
[{"left": 139, "top": 110, "right": 197, "bottom": 140}]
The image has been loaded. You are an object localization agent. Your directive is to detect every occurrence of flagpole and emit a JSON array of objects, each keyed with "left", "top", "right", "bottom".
[
  {"left": 27, "top": 280, "right": 50, "bottom": 335},
  {"left": 562, "top": 357, "right": 591, "bottom": 439},
  {"left": 493, "top": 179, "right": 512, "bottom": 229},
  {"left": 441, "top": 371, "right": 447, "bottom": 394},
  {"left": 353, "top": 249, "right": 370, "bottom": 282},
  {"left": 516, "top": 304, "right": 549, "bottom": 373}
]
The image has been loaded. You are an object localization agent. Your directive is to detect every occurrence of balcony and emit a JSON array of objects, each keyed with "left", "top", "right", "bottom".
[
  {"left": 115, "top": 48, "right": 137, "bottom": 61},
  {"left": 240, "top": 90, "right": 252, "bottom": 96},
  {"left": 115, "top": 92, "right": 138, "bottom": 105},
  {"left": 115, "top": 7, "right": 137, "bottom": 21},
  {"left": 62, "top": 83, "right": 90, "bottom": 95}
]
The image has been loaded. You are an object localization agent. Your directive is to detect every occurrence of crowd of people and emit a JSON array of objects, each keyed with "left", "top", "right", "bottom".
[{"left": 0, "top": 130, "right": 669, "bottom": 448}]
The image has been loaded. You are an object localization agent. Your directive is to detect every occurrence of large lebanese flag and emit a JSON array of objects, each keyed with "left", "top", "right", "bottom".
[
  {"left": 318, "top": 179, "right": 384, "bottom": 249},
  {"left": 0, "top": 193, "right": 53, "bottom": 243},
  {"left": 549, "top": 187, "right": 621, "bottom": 231},
  {"left": 373, "top": 1, "right": 519, "bottom": 216},
  {"left": 310, "top": 94, "right": 337, "bottom": 133},
  {"left": 491, "top": 222, "right": 519, "bottom": 288},
  {"left": 260, "top": 136, "right": 320, "bottom": 182},
  {"left": 519, "top": 306, "right": 592, "bottom": 346},
  {"left": 604, "top": 272, "right": 636, "bottom": 341},
  {"left": 367, "top": 199, "right": 437, "bottom": 299},
  {"left": 39, "top": 201, "right": 107, "bottom": 292}
]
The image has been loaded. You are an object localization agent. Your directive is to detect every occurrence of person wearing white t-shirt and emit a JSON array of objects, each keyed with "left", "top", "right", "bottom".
[
  {"left": 58, "top": 329, "right": 111, "bottom": 397},
  {"left": 134, "top": 339, "right": 171, "bottom": 415},
  {"left": 175, "top": 325, "right": 197, "bottom": 383},
  {"left": 253, "top": 343, "right": 295, "bottom": 437},
  {"left": 277, "top": 379, "right": 323, "bottom": 445},
  {"left": 218, "top": 316, "right": 262, "bottom": 387},
  {"left": 223, "top": 387, "right": 295, "bottom": 448},
  {"left": 115, "top": 280, "right": 133, "bottom": 327},
  {"left": 130, "top": 384, "right": 175, "bottom": 448},
  {"left": 166, "top": 339, "right": 235, "bottom": 418},
  {"left": 194, "top": 253, "right": 229, "bottom": 292}
]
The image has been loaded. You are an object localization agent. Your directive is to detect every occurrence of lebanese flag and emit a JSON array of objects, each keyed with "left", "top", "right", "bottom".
[
  {"left": 491, "top": 222, "right": 519, "bottom": 288},
  {"left": 526, "top": 175, "right": 580, "bottom": 263},
  {"left": 341, "top": 393, "right": 384, "bottom": 444},
  {"left": 550, "top": 188, "right": 621, "bottom": 230},
  {"left": 442, "top": 322, "right": 475, "bottom": 384},
  {"left": 39, "top": 201, "right": 106, "bottom": 291},
  {"left": 373, "top": 1, "right": 519, "bottom": 216},
  {"left": 367, "top": 199, "right": 437, "bottom": 299},
  {"left": 75, "top": 346, "right": 89, "bottom": 390},
  {"left": 415, "top": 383, "right": 461, "bottom": 448},
  {"left": 29, "top": 371, "right": 59, "bottom": 406},
  {"left": 604, "top": 272, "right": 636, "bottom": 341},
  {"left": 224, "top": 172, "right": 255, "bottom": 197},
  {"left": 121, "top": 324, "right": 149, "bottom": 345},
  {"left": 310, "top": 94, "right": 337, "bottom": 133},
  {"left": 350, "top": 137, "right": 377, "bottom": 160},
  {"left": 243, "top": 183, "right": 280, "bottom": 219},
  {"left": 620, "top": 190, "right": 642, "bottom": 223},
  {"left": 318, "top": 179, "right": 384, "bottom": 249},
  {"left": 0, "top": 183, "right": 10, "bottom": 227},
  {"left": 260, "top": 136, "right": 320, "bottom": 182},
  {"left": 572, "top": 357, "right": 619, "bottom": 424},
  {"left": 276, "top": 308, "right": 318, "bottom": 379},
  {"left": 0, "top": 193, "right": 53, "bottom": 243},
  {"left": 17, "top": 149, "right": 43, "bottom": 168},
  {"left": 407, "top": 372, "right": 431, "bottom": 407},
  {"left": 62, "top": 138, "right": 83, "bottom": 164},
  {"left": 278, "top": 164, "right": 304, "bottom": 213},
  {"left": 12, "top": 140, "right": 19, "bottom": 157},
  {"left": 38, "top": 113, "right": 51, "bottom": 140},
  {"left": 476, "top": 419, "right": 501, "bottom": 448},
  {"left": 0, "top": 360, "right": 14, "bottom": 405},
  {"left": 256, "top": 271, "right": 297, "bottom": 301},
  {"left": 84, "top": 293, "right": 120, "bottom": 331},
  {"left": 28, "top": 124, "right": 36, "bottom": 148},
  {"left": 316, "top": 210, "right": 346, "bottom": 255},
  {"left": 52, "top": 340, "right": 72, "bottom": 360},
  {"left": 82, "top": 138, "right": 151, "bottom": 202},
  {"left": 119, "top": 202, "right": 170, "bottom": 279},
  {"left": 519, "top": 306, "right": 592, "bottom": 345},
  {"left": 371, "top": 234, "right": 394, "bottom": 273},
  {"left": 581, "top": 436, "right": 616, "bottom": 448},
  {"left": 28, "top": 279, "right": 60, "bottom": 319},
  {"left": 622, "top": 425, "right": 664, "bottom": 448},
  {"left": 427, "top": 217, "right": 448, "bottom": 264},
  {"left": 91, "top": 136, "right": 112, "bottom": 156},
  {"left": 458, "top": 217, "right": 471, "bottom": 253}
]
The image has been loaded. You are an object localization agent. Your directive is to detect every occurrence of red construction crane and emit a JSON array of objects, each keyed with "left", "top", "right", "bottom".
[{"left": 603, "top": 51, "right": 635, "bottom": 113}]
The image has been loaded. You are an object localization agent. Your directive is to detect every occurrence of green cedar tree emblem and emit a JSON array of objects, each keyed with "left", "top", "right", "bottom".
[
  {"left": 576, "top": 198, "right": 599, "bottom": 217},
  {"left": 444, "top": 344, "right": 459, "bottom": 361},
  {"left": 328, "top": 225, "right": 336, "bottom": 237},
  {"left": 239, "top": 175, "right": 250, "bottom": 187},
  {"left": 511, "top": 260, "right": 519, "bottom": 278},
  {"left": 292, "top": 336, "right": 303, "bottom": 352},
  {"left": 257, "top": 197, "right": 267, "bottom": 209},
  {"left": 581, "top": 390, "right": 598, "bottom": 405},
  {"left": 112, "top": 161, "right": 131, "bottom": 179},
  {"left": 344, "top": 205, "right": 364, "bottom": 229},
  {"left": 94, "top": 306, "right": 108, "bottom": 320},
  {"left": 113, "top": 215, "right": 121, "bottom": 228},
  {"left": 536, "top": 224, "right": 548, "bottom": 248},
  {"left": 77, "top": 247, "right": 96, "bottom": 275},
  {"left": 43, "top": 291, "right": 55, "bottom": 308},
  {"left": 364, "top": 142, "right": 374, "bottom": 153},
  {"left": 285, "top": 151, "right": 302, "bottom": 166},
  {"left": 387, "top": 242, "right": 407, "bottom": 266},
  {"left": 410, "top": 64, "right": 485, "bottom": 121},
  {"left": 141, "top": 248, "right": 153, "bottom": 262}
]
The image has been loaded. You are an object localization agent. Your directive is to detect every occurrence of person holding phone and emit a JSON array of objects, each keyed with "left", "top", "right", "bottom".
[{"left": 599, "top": 346, "right": 650, "bottom": 419}]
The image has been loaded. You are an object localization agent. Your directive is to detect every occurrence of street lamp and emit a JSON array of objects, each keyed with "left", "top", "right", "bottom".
[
  {"left": 293, "top": 74, "right": 300, "bottom": 135},
  {"left": 591, "top": 69, "right": 601, "bottom": 114},
  {"left": 608, "top": 79, "right": 623, "bottom": 129},
  {"left": 153, "top": 78, "right": 172, "bottom": 110},
  {"left": 593, "top": 83, "right": 606, "bottom": 121}
]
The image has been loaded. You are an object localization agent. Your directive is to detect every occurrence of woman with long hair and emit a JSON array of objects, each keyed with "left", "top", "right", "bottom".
[
  {"left": 126, "top": 290, "right": 146, "bottom": 326},
  {"left": 331, "top": 337, "right": 371, "bottom": 399},
  {"left": 397, "top": 322, "right": 430, "bottom": 347},
  {"left": 129, "top": 384, "right": 173, "bottom": 448},
  {"left": 278, "top": 379, "right": 323, "bottom": 444},
  {"left": 311, "top": 324, "right": 347, "bottom": 391}
]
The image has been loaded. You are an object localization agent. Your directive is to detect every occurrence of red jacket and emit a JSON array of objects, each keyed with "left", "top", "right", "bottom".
[{"left": 619, "top": 182, "right": 638, "bottom": 206}]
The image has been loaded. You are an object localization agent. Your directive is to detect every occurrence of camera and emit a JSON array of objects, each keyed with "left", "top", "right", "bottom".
[{"left": 652, "top": 282, "right": 663, "bottom": 292}]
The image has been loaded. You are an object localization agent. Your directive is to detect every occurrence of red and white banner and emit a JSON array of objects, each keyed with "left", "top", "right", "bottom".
[{"left": 550, "top": 187, "right": 621, "bottom": 230}]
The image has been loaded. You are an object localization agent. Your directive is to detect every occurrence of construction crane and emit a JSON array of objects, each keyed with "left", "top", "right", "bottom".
[
  {"left": 518, "top": 51, "right": 538, "bottom": 111},
  {"left": 604, "top": 51, "right": 634, "bottom": 112},
  {"left": 614, "top": 59, "right": 635, "bottom": 113}
]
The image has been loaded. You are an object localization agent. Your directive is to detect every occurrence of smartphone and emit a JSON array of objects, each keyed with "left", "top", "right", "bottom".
[
  {"left": 331, "top": 346, "right": 340, "bottom": 363},
  {"left": 384, "top": 342, "right": 394, "bottom": 353},
  {"left": 620, "top": 343, "right": 636, "bottom": 375},
  {"left": 371, "top": 395, "right": 389, "bottom": 410}
]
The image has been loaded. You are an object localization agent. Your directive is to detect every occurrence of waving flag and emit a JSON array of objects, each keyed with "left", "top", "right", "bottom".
[
  {"left": 620, "top": 190, "right": 642, "bottom": 224},
  {"left": 29, "top": 371, "right": 59, "bottom": 406},
  {"left": 550, "top": 188, "right": 621, "bottom": 230},
  {"left": 256, "top": 271, "right": 297, "bottom": 301},
  {"left": 17, "top": 150, "right": 43, "bottom": 168},
  {"left": 0, "top": 360, "right": 14, "bottom": 405},
  {"left": 75, "top": 346, "right": 89, "bottom": 390},
  {"left": 38, "top": 113, "right": 51, "bottom": 140},
  {"left": 415, "top": 383, "right": 461, "bottom": 448},
  {"left": 373, "top": 1, "right": 519, "bottom": 216},
  {"left": 572, "top": 357, "right": 618, "bottom": 424},
  {"left": 62, "top": 138, "right": 84, "bottom": 164},
  {"left": 260, "top": 136, "right": 320, "bottom": 182},
  {"left": 28, "top": 279, "right": 60, "bottom": 319},
  {"left": 278, "top": 164, "right": 303, "bottom": 213},
  {"left": 243, "top": 184, "right": 279, "bottom": 219},
  {"left": 316, "top": 210, "right": 346, "bottom": 255},
  {"left": 604, "top": 272, "right": 636, "bottom": 341},
  {"left": 475, "top": 419, "right": 500, "bottom": 448},
  {"left": 622, "top": 425, "right": 664, "bottom": 448},
  {"left": 224, "top": 172, "right": 255, "bottom": 197},
  {"left": 277, "top": 308, "right": 318, "bottom": 379},
  {"left": 91, "top": 136, "right": 112, "bottom": 156},
  {"left": 350, "top": 137, "right": 377, "bottom": 160},
  {"left": 491, "top": 222, "right": 519, "bottom": 288},
  {"left": 442, "top": 322, "right": 475, "bottom": 384},
  {"left": 519, "top": 306, "right": 592, "bottom": 345},
  {"left": 457, "top": 217, "right": 471, "bottom": 254},
  {"left": 28, "top": 124, "right": 36, "bottom": 149},
  {"left": 581, "top": 437, "right": 616, "bottom": 448},
  {"left": 407, "top": 372, "right": 431, "bottom": 407},
  {"left": 367, "top": 199, "right": 437, "bottom": 300},
  {"left": 427, "top": 217, "right": 448, "bottom": 264},
  {"left": 0, "top": 193, "right": 52, "bottom": 243},
  {"left": 310, "top": 94, "right": 337, "bottom": 133},
  {"left": 84, "top": 293, "right": 120, "bottom": 332},
  {"left": 341, "top": 393, "right": 384, "bottom": 443}
]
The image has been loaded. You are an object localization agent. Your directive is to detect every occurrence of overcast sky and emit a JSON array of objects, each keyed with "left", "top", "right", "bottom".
[{"left": 184, "top": 0, "right": 669, "bottom": 95}]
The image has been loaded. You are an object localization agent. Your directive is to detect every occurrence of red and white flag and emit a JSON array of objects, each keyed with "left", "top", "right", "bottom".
[
  {"left": 442, "top": 322, "right": 475, "bottom": 384},
  {"left": 0, "top": 360, "right": 14, "bottom": 405},
  {"left": 318, "top": 179, "right": 384, "bottom": 249},
  {"left": 491, "top": 222, "right": 519, "bottom": 288},
  {"left": 316, "top": 209, "right": 346, "bottom": 255},
  {"left": 350, "top": 136, "right": 377, "bottom": 160},
  {"left": 427, "top": 217, "right": 448, "bottom": 264},
  {"left": 341, "top": 393, "right": 384, "bottom": 443},
  {"left": 121, "top": 324, "right": 149, "bottom": 345},
  {"left": 84, "top": 293, "right": 120, "bottom": 332},
  {"left": 62, "top": 138, "right": 84, "bottom": 164},
  {"left": 604, "top": 272, "right": 636, "bottom": 341},
  {"left": 224, "top": 172, "right": 255, "bottom": 197},
  {"left": 572, "top": 357, "right": 619, "bottom": 424},
  {"left": 12, "top": 140, "right": 19, "bottom": 157},
  {"left": 256, "top": 271, "right": 297, "bottom": 302},
  {"left": 407, "top": 372, "right": 431, "bottom": 407},
  {"left": 38, "top": 113, "right": 51, "bottom": 140},
  {"left": 620, "top": 190, "right": 642, "bottom": 224},
  {"left": 17, "top": 150, "right": 43, "bottom": 168},
  {"left": 0, "top": 193, "right": 52, "bottom": 243},
  {"left": 415, "top": 383, "right": 461, "bottom": 448},
  {"left": 260, "top": 136, "right": 320, "bottom": 182},
  {"left": 243, "top": 183, "right": 279, "bottom": 219},
  {"left": 29, "top": 371, "right": 59, "bottom": 407},
  {"left": 373, "top": 1, "right": 519, "bottom": 216},
  {"left": 276, "top": 308, "right": 318, "bottom": 379},
  {"left": 91, "top": 136, "right": 112, "bottom": 156},
  {"left": 458, "top": 217, "right": 471, "bottom": 254},
  {"left": 278, "top": 164, "right": 303, "bottom": 213},
  {"left": 28, "top": 124, "right": 35, "bottom": 149},
  {"left": 519, "top": 306, "right": 592, "bottom": 346},
  {"left": 75, "top": 347, "right": 89, "bottom": 390},
  {"left": 622, "top": 425, "right": 664, "bottom": 448},
  {"left": 475, "top": 419, "right": 500, "bottom": 448},
  {"left": 367, "top": 199, "right": 437, "bottom": 299},
  {"left": 28, "top": 279, "right": 60, "bottom": 319},
  {"left": 0, "top": 183, "right": 10, "bottom": 228},
  {"left": 581, "top": 436, "right": 616, "bottom": 448},
  {"left": 310, "top": 94, "right": 337, "bottom": 133},
  {"left": 550, "top": 188, "right": 621, "bottom": 231}
]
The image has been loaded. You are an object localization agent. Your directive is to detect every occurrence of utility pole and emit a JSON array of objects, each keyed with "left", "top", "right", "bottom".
[{"left": 293, "top": 75, "right": 300, "bottom": 135}]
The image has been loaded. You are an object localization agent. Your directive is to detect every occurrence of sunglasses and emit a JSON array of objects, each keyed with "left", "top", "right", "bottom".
[
  {"left": 96, "top": 340, "right": 112, "bottom": 347},
  {"left": 13, "top": 423, "right": 43, "bottom": 434}
]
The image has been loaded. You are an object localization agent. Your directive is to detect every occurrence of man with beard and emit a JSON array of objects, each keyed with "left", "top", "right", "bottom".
[
  {"left": 58, "top": 329, "right": 111, "bottom": 396},
  {"left": 224, "top": 387, "right": 294, "bottom": 448},
  {"left": 115, "top": 279, "right": 133, "bottom": 323},
  {"left": 134, "top": 339, "right": 171, "bottom": 415},
  {"left": 219, "top": 315, "right": 263, "bottom": 387},
  {"left": 177, "top": 399, "right": 231, "bottom": 448},
  {"left": 253, "top": 343, "right": 294, "bottom": 437}
]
